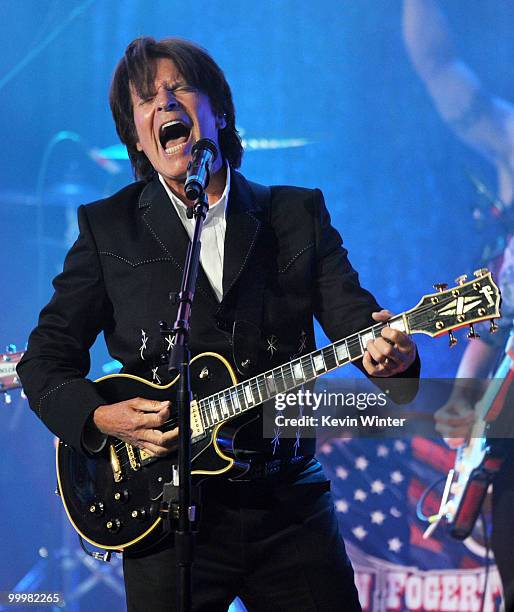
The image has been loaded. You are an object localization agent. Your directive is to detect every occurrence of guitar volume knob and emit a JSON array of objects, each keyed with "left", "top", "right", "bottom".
[
  {"left": 114, "top": 489, "right": 129, "bottom": 503},
  {"left": 131, "top": 508, "right": 147, "bottom": 521},
  {"left": 105, "top": 518, "right": 121, "bottom": 533},
  {"left": 89, "top": 502, "right": 104, "bottom": 516}
]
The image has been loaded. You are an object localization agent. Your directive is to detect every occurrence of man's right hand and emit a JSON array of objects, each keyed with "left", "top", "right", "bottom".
[
  {"left": 434, "top": 396, "right": 476, "bottom": 449},
  {"left": 93, "top": 398, "right": 178, "bottom": 457}
]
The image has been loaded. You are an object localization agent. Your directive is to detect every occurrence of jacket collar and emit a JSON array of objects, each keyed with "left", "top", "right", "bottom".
[
  {"left": 221, "top": 170, "right": 262, "bottom": 298},
  {"left": 138, "top": 170, "right": 262, "bottom": 305},
  {"left": 137, "top": 176, "right": 216, "bottom": 302}
]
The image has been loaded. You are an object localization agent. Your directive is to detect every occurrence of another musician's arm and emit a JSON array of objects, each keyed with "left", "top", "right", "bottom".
[
  {"left": 434, "top": 338, "right": 497, "bottom": 447},
  {"left": 402, "top": 0, "right": 514, "bottom": 166}
]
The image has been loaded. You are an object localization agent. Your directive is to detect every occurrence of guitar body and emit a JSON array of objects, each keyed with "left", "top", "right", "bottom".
[
  {"left": 446, "top": 440, "right": 504, "bottom": 540},
  {"left": 56, "top": 352, "right": 258, "bottom": 552}
]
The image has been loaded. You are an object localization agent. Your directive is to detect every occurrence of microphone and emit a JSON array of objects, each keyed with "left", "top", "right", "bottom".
[{"left": 185, "top": 138, "right": 218, "bottom": 201}]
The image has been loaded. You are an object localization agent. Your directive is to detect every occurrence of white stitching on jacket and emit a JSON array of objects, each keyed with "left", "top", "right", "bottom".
[
  {"left": 98, "top": 251, "right": 172, "bottom": 267},
  {"left": 278, "top": 242, "right": 314, "bottom": 273},
  {"left": 37, "top": 378, "right": 83, "bottom": 417}
]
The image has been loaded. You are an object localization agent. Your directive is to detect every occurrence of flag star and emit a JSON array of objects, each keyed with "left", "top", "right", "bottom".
[
  {"left": 390, "top": 470, "right": 404, "bottom": 484},
  {"left": 336, "top": 466, "right": 349, "bottom": 480},
  {"left": 390, "top": 506, "right": 402, "bottom": 518},
  {"left": 388, "top": 537, "right": 403, "bottom": 552},
  {"left": 355, "top": 456, "right": 369, "bottom": 471},
  {"left": 354, "top": 489, "right": 367, "bottom": 502},
  {"left": 335, "top": 499, "right": 349, "bottom": 513},
  {"left": 318, "top": 443, "right": 333, "bottom": 455},
  {"left": 370, "top": 510, "right": 386, "bottom": 525},
  {"left": 370, "top": 480, "right": 385, "bottom": 494},
  {"left": 352, "top": 526, "right": 368, "bottom": 540},
  {"left": 377, "top": 444, "right": 389, "bottom": 457},
  {"left": 394, "top": 440, "right": 407, "bottom": 453}
]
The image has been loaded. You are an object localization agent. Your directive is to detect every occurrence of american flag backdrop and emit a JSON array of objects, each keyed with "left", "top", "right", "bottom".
[{"left": 318, "top": 437, "right": 504, "bottom": 612}]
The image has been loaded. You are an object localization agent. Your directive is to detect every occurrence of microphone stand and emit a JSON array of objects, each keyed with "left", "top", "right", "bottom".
[{"left": 161, "top": 189, "right": 209, "bottom": 612}]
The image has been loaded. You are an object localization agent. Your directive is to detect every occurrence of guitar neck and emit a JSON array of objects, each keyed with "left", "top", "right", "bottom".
[
  {"left": 195, "top": 264, "right": 502, "bottom": 432},
  {"left": 196, "top": 313, "right": 409, "bottom": 431}
]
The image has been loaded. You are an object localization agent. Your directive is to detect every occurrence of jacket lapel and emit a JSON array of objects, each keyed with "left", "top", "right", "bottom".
[
  {"left": 221, "top": 171, "right": 262, "bottom": 299},
  {"left": 137, "top": 177, "right": 218, "bottom": 302}
]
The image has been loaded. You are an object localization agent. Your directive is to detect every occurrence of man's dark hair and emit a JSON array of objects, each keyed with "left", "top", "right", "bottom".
[{"left": 109, "top": 36, "right": 243, "bottom": 181}]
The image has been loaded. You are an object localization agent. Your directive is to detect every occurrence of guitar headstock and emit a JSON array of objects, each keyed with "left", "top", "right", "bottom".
[
  {"left": 0, "top": 345, "right": 24, "bottom": 403},
  {"left": 406, "top": 270, "right": 501, "bottom": 344}
]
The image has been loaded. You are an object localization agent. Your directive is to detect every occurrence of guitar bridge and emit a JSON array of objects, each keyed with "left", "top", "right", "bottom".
[{"left": 109, "top": 444, "right": 123, "bottom": 482}]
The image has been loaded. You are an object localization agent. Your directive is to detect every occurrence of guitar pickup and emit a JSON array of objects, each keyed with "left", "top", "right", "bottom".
[
  {"left": 190, "top": 399, "right": 205, "bottom": 437},
  {"left": 125, "top": 443, "right": 141, "bottom": 471}
]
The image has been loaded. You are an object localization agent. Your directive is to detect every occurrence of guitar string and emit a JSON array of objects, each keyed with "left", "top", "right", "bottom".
[
  {"left": 185, "top": 290, "right": 458, "bottom": 427},
  {"left": 192, "top": 288, "right": 495, "bottom": 429},
  {"left": 112, "top": 326, "right": 370, "bottom": 463},
  {"left": 150, "top": 292, "right": 491, "bottom": 433},
  {"left": 112, "top": 290, "right": 494, "bottom": 466}
]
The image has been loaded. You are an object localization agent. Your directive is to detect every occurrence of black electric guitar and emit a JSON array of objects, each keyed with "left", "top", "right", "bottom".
[{"left": 4, "top": 272, "right": 502, "bottom": 552}]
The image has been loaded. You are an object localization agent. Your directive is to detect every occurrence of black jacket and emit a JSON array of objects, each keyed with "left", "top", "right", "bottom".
[{"left": 17, "top": 171, "right": 419, "bottom": 453}]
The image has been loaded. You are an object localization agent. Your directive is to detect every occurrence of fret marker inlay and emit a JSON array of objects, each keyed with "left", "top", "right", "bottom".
[
  {"left": 335, "top": 343, "right": 348, "bottom": 362},
  {"left": 313, "top": 354, "right": 325, "bottom": 372}
]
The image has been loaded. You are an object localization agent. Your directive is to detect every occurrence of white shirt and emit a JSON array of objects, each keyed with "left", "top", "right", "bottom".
[{"left": 158, "top": 169, "right": 230, "bottom": 302}]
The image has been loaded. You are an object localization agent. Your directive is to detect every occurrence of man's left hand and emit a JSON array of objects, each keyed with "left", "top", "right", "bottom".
[{"left": 362, "top": 309, "right": 417, "bottom": 377}]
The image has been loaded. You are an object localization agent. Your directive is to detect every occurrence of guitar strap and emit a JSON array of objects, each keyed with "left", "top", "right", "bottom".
[{"left": 231, "top": 181, "right": 271, "bottom": 376}]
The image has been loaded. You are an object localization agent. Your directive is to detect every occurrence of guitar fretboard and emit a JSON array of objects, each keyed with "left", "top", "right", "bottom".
[{"left": 196, "top": 315, "right": 407, "bottom": 431}]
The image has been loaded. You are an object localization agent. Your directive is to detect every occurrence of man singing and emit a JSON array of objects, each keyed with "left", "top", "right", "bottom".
[{"left": 18, "top": 37, "right": 419, "bottom": 611}]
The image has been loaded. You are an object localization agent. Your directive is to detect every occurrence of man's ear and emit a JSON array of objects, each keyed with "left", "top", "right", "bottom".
[{"left": 216, "top": 113, "right": 227, "bottom": 130}]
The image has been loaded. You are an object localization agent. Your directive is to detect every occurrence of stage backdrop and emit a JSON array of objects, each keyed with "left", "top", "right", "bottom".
[{"left": 1, "top": 1, "right": 512, "bottom": 610}]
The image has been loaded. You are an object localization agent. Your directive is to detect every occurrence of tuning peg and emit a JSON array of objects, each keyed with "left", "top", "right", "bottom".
[
  {"left": 473, "top": 268, "right": 489, "bottom": 278},
  {"left": 467, "top": 324, "right": 480, "bottom": 339},
  {"left": 489, "top": 319, "right": 499, "bottom": 334},
  {"left": 433, "top": 283, "right": 448, "bottom": 292},
  {"left": 448, "top": 330, "right": 457, "bottom": 347},
  {"left": 455, "top": 275, "right": 468, "bottom": 286}
]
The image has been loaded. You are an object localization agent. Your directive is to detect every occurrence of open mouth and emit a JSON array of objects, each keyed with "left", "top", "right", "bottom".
[{"left": 159, "top": 120, "right": 191, "bottom": 153}]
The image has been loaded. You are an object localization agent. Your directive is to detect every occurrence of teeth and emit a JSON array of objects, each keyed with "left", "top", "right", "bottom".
[
  {"left": 164, "top": 142, "right": 186, "bottom": 155},
  {"left": 161, "top": 120, "right": 185, "bottom": 131}
]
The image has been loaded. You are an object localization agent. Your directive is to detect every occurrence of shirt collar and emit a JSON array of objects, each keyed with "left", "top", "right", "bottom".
[{"left": 158, "top": 163, "right": 230, "bottom": 222}]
